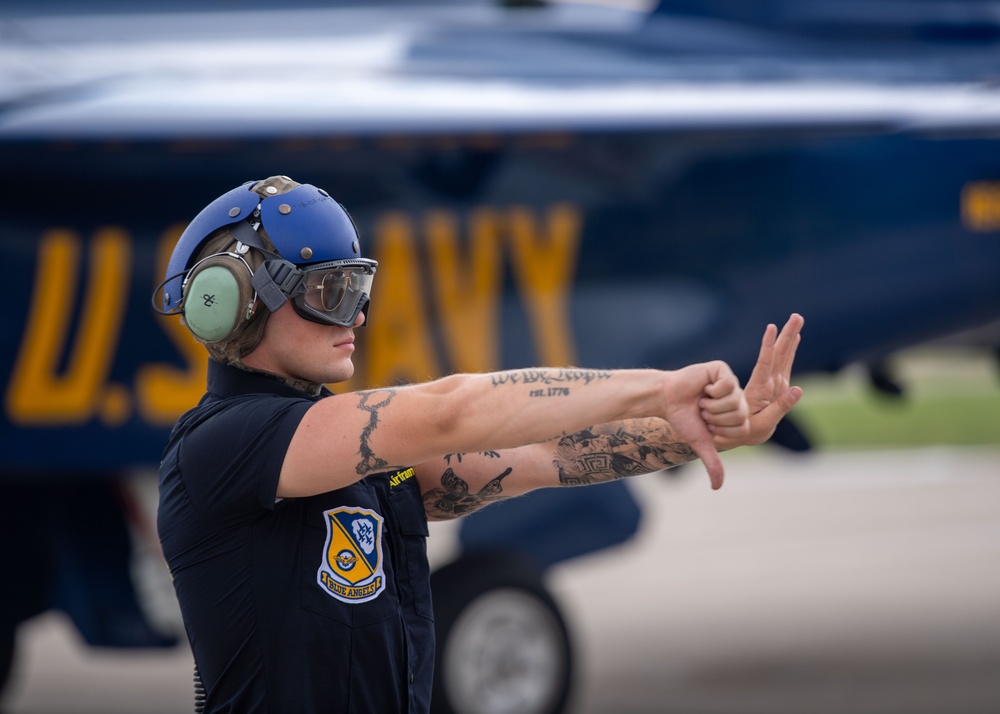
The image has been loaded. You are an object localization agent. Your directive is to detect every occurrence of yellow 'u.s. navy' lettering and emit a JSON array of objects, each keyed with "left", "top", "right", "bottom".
[
  {"left": 316, "top": 506, "right": 386, "bottom": 604},
  {"left": 6, "top": 228, "right": 132, "bottom": 427},
  {"left": 962, "top": 180, "right": 1000, "bottom": 232},
  {"left": 4, "top": 203, "right": 583, "bottom": 427}
]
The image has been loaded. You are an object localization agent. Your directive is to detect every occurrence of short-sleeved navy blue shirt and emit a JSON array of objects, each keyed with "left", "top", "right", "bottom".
[{"left": 158, "top": 360, "right": 434, "bottom": 713}]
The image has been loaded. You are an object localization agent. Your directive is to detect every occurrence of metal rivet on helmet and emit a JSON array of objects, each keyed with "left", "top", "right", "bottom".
[
  {"left": 352, "top": 240, "right": 360, "bottom": 254},
  {"left": 266, "top": 186, "right": 278, "bottom": 194},
  {"left": 300, "top": 247, "right": 313, "bottom": 260},
  {"left": 228, "top": 207, "right": 241, "bottom": 217},
  {"left": 279, "top": 204, "right": 291, "bottom": 215}
]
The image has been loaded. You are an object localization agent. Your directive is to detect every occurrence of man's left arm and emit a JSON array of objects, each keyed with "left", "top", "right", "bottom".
[
  {"left": 415, "top": 314, "right": 804, "bottom": 521},
  {"left": 416, "top": 418, "right": 695, "bottom": 521}
]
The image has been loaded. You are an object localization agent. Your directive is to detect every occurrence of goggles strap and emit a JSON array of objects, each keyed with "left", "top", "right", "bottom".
[
  {"left": 252, "top": 259, "right": 308, "bottom": 312},
  {"left": 226, "top": 218, "right": 307, "bottom": 313},
  {"left": 251, "top": 268, "right": 287, "bottom": 312}
]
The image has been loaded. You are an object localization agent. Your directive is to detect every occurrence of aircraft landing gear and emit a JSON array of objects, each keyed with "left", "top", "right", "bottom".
[{"left": 431, "top": 554, "right": 573, "bottom": 714}]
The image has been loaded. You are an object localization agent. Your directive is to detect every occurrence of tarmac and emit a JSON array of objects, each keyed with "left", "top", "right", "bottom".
[{"left": 3, "top": 446, "right": 999, "bottom": 714}]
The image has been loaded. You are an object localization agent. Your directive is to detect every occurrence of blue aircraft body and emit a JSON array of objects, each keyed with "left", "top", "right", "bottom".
[{"left": 2, "top": 1, "right": 999, "bottom": 711}]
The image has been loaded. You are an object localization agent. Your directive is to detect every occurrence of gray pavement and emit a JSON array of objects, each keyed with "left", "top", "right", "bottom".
[
  {"left": 4, "top": 446, "right": 1000, "bottom": 714},
  {"left": 553, "top": 447, "right": 1000, "bottom": 714}
]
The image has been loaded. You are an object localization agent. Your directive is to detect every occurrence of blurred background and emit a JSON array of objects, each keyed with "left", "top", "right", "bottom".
[{"left": 2, "top": 1, "right": 999, "bottom": 713}]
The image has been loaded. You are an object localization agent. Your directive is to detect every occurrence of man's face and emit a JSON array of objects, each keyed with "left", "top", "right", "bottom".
[{"left": 242, "top": 301, "right": 364, "bottom": 386}]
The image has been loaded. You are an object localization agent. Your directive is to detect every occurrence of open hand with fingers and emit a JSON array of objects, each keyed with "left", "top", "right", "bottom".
[
  {"left": 713, "top": 313, "right": 805, "bottom": 451},
  {"left": 662, "top": 314, "right": 803, "bottom": 490}
]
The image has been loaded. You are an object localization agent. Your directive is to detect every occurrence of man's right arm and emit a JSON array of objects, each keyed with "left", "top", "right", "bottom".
[{"left": 276, "top": 362, "right": 749, "bottom": 498}]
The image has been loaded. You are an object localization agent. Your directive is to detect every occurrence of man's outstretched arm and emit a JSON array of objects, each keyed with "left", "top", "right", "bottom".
[
  {"left": 416, "top": 314, "right": 804, "bottom": 520},
  {"left": 417, "top": 417, "right": 693, "bottom": 520},
  {"left": 280, "top": 358, "right": 746, "bottom": 498}
]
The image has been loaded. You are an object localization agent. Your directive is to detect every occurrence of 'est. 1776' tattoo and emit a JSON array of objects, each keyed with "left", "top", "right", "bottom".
[{"left": 355, "top": 389, "right": 397, "bottom": 475}]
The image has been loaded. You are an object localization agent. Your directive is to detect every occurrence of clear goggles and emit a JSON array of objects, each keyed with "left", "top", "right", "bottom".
[{"left": 291, "top": 259, "right": 377, "bottom": 327}]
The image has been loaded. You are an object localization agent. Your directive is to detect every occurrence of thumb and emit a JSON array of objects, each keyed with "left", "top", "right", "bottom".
[
  {"left": 775, "top": 385, "right": 803, "bottom": 414},
  {"left": 691, "top": 436, "right": 725, "bottom": 490},
  {"left": 747, "top": 386, "right": 804, "bottom": 447},
  {"left": 754, "top": 385, "right": 803, "bottom": 421}
]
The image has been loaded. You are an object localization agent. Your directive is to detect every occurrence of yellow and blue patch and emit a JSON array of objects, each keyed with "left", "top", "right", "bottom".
[{"left": 316, "top": 506, "right": 385, "bottom": 604}]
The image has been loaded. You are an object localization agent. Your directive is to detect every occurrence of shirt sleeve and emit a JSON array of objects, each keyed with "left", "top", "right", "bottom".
[{"left": 179, "top": 395, "right": 314, "bottom": 520}]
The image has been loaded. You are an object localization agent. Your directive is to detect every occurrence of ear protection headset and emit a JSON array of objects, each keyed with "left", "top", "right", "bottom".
[{"left": 181, "top": 242, "right": 258, "bottom": 343}]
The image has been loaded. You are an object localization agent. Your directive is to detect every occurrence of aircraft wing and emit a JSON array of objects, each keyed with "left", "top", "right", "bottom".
[{"left": 3, "top": 0, "right": 1000, "bottom": 138}]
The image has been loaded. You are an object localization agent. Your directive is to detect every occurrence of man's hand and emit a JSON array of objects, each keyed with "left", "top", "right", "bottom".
[
  {"left": 662, "top": 361, "right": 750, "bottom": 491},
  {"left": 652, "top": 314, "right": 802, "bottom": 490},
  {"left": 714, "top": 313, "right": 804, "bottom": 451}
]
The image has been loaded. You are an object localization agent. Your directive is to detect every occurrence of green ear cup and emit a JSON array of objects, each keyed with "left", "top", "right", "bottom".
[{"left": 184, "top": 265, "right": 243, "bottom": 342}]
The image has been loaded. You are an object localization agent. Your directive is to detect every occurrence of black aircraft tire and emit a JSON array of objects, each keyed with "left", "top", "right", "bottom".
[{"left": 430, "top": 554, "right": 573, "bottom": 714}]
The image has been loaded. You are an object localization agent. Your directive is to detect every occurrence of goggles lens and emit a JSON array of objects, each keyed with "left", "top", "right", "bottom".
[{"left": 294, "top": 262, "right": 375, "bottom": 327}]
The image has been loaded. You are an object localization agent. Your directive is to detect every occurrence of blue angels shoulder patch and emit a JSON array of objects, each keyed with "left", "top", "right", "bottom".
[{"left": 316, "top": 506, "right": 386, "bottom": 604}]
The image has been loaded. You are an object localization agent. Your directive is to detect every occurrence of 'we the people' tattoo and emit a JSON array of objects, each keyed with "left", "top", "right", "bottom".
[
  {"left": 490, "top": 368, "right": 612, "bottom": 397},
  {"left": 422, "top": 466, "right": 513, "bottom": 519},
  {"left": 554, "top": 421, "right": 697, "bottom": 486},
  {"left": 355, "top": 389, "right": 397, "bottom": 475}
]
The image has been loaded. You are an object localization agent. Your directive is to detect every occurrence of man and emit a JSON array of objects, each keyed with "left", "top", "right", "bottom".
[{"left": 156, "top": 176, "right": 803, "bottom": 713}]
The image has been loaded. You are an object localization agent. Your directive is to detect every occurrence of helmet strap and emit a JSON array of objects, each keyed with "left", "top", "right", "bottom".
[{"left": 226, "top": 218, "right": 297, "bottom": 313}]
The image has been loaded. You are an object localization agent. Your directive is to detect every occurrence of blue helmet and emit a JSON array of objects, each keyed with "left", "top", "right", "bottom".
[{"left": 160, "top": 177, "right": 376, "bottom": 335}]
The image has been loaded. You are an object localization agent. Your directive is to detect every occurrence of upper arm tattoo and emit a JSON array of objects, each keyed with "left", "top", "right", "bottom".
[
  {"left": 355, "top": 389, "right": 397, "bottom": 475},
  {"left": 554, "top": 421, "right": 697, "bottom": 486},
  {"left": 422, "top": 466, "right": 513, "bottom": 520}
]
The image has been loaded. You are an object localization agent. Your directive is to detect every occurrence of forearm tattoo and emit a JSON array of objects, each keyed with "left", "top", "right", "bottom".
[
  {"left": 444, "top": 451, "right": 500, "bottom": 464},
  {"left": 554, "top": 420, "right": 697, "bottom": 486},
  {"left": 490, "top": 368, "right": 612, "bottom": 398},
  {"left": 355, "top": 389, "right": 397, "bottom": 475},
  {"left": 423, "top": 466, "right": 513, "bottom": 519}
]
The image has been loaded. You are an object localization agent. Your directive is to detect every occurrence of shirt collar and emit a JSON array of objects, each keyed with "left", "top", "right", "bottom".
[{"left": 206, "top": 359, "right": 332, "bottom": 401}]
